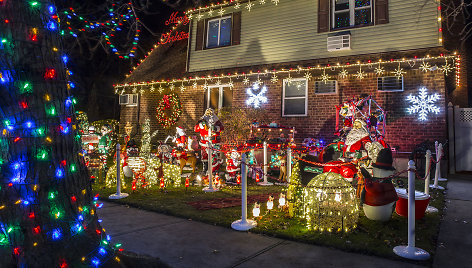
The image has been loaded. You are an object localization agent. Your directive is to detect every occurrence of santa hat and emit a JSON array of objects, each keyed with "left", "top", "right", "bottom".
[{"left": 176, "top": 126, "right": 186, "bottom": 136}]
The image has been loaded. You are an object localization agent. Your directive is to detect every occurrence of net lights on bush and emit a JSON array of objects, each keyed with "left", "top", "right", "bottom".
[
  {"left": 301, "top": 172, "right": 359, "bottom": 233},
  {"left": 406, "top": 87, "right": 440, "bottom": 121},
  {"left": 246, "top": 82, "right": 268, "bottom": 108}
]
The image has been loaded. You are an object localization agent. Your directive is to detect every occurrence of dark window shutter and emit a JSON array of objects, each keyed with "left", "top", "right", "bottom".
[
  {"left": 195, "top": 20, "right": 204, "bottom": 51},
  {"left": 232, "top": 12, "right": 242, "bottom": 45},
  {"left": 318, "top": 0, "right": 330, "bottom": 33},
  {"left": 375, "top": 0, "right": 389, "bottom": 25}
]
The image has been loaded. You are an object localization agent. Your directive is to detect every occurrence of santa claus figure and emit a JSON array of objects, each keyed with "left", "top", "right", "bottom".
[
  {"left": 194, "top": 108, "right": 224, "bottom": 174},
  {"left": 174, "top": 126, "right": 193, "bottom": 151},
  {"left": 343, "top": 119, "right": 372, "bottom": 158},
  {"left": 226, "top": 150, "right": 240, "bottom": 180}
]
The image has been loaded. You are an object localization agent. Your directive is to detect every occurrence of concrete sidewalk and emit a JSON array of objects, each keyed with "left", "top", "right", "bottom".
[
  {"left": 433, "top": 173, "right": 472, "bottom": 268},
  {"left": 98, "top": 205, "right": 420, "bottom": 268}
]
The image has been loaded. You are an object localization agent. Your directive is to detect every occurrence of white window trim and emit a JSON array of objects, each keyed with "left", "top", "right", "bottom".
[
  {"left": 282, "top": 78, "right": 308, "bottom": 117},
  {"left": 377, "top": 76, "right": 404, "bottom": 92},
  {"left": 206, "top": 84, "right": 230, "bottom": 110},
  {"left": 314, "top": 80, "right": 338, "bottom": 95},
  {"left": 206, "top": 15, "right": 232, "bottom": 48},
  {"left": 332, "top": 0, "right": 373, "bottom": 29}
]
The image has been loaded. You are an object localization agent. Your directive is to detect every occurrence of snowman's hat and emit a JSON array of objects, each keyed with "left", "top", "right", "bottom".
[{"left": 372, "top": 148, "right": 395, "bottom": 170}]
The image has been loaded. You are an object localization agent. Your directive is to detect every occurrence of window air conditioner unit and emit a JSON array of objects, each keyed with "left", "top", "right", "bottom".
[
  {"left": 119, "top": 94, "right": 139, "bottom": 106},
  {"left": 327, "top": 34, "right": 351, "bottom": 52},
  {"left": 119, "top": 94, "right": 129, "bottom": 105}
]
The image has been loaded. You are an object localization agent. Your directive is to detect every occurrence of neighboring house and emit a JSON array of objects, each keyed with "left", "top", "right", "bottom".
[{"left": 115, "top": 0, "right": 467, "bottom": 155}]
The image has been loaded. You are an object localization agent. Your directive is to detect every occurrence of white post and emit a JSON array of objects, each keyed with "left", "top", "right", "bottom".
[
  {"left": 425, "top": 150, "right": 438, "bottom": 213},
  {"left": 259, "top": 141, "right": 273, "bottom": 186},
  {"left": 232, "top": 153, "right": 257, "bottom": 231},
  {"left": 203, "top": 128, "right": 218, "bottom": 192},
  {"left": 431, "top": 142, "right": 445, "bottom": 190},
  {"left": 286, "top": 147, "right": 292, "bottom": 183},
  {"left": 425, "top": 150, "right": 431, "bottom": 195},
  {"left": 393, "top": 160, "right": 430, "bottom": 260},
  {"left": 447, "top": 102, "right": 455, "bottom": 174},
  {"left": 109, "top": 143, "right": 129, "bottom": 199},
  {"left": 437, "top": 143, "right": 447, "bottom": 182}
]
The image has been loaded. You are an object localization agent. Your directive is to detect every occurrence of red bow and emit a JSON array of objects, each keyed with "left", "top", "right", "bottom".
[{"left": 162, "top": 95, "right": 171, "bottom": 109}]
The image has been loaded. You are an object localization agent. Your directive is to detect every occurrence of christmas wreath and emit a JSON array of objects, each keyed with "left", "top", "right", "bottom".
[{"left": 156, "top": 94, "right": 182, "bottom": 128}]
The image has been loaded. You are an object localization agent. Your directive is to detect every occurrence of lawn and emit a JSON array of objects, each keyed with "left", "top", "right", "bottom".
[{"left": 94, "top": 176, "right": 447, "bottom": 265}]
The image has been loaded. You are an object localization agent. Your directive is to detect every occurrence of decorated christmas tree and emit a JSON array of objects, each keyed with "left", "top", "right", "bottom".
[{"left": 0, "top": 1, "right": 118, "bottom": 266}]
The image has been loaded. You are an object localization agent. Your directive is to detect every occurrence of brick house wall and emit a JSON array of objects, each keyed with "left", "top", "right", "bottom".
[{"left": 120, "top": 69, "right": 446, "bottom": 153}]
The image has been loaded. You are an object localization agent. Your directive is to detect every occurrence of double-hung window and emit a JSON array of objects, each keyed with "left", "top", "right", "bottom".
[
  {"left": 206, "top": 16, "right": 232, "bottom": 48},
  {"left": 204, "top": 85, "right": 233, "bottom": 110},
  {"left": 282, "top": 78, "right": 308, "bottom": 117},
  {"left": 332, "top": 0, "right": 372, "bottom": 29}
]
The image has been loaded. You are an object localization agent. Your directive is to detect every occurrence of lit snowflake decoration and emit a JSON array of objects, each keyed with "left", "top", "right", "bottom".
[
  {"left": 215, "top": 79, "right": 221, "bottom": 86},
  {"left": 407, "top": 87, "right": 440, "bottom": 121},
  {"left": 218, "top": 7, "right": 225, "bottom": 16},
  {"left": 169, "top": 83, "right": 175, "bottom": 90},
  {"left": 259, "top": 0, "right": 266, "bottom": 4},
  {"left": 374, "top": 64, "right": 385, "bottom": 76},
  {"left": 441, "top": 60, "right": 453, "bottom": 75},
  {"left": 320, "top": 70, "right": 330, "bottom": 83},
  {"left": 132, "top": 87, "right": 138, "bottom": 93},
  {"left": 150, "top": 85, "right": 155, "bottom": 92},
  {"left": 197, "top": 12, "right": 204, "bottom": 21},
  {"left": 354, "top": 67, "right": 365, "bottom": 80},
  {"left": 207, "top": 8, "right": 214, "bottom": 16},
  {"left": 246, "top": 0, "right": 254, "bottom": 11},
  {"left": 187, "top": 14, "right": 193, "bottom": 20},
  {"left": 246, "top": 83, "right": 268, "bottom": 108},
  {"left": 203, "top": 81, "right": 209, "bottom": 90},
  {"left": 158, "top": 85, "right": 164, "bottom": 93},
  {"left": 271, "top": 73, "right": 278, "bottom": 83},
  {"left": 272, "top": 0, "right": 280, "bottom": 5},
  {"left": 419, "top": 61, "right": 431, "bottom": 72},
  {"left": 192, "top": 81, "right": 198, "bottom": 89},
  {"left": 286, "top": 73, "right": 293, "bottom": 85},
  {"left": 393, "top": 63, "right": 406, "bottom": 78},
  {"left": 304, "top": 72, "right": 312, "bottom": 81},
  {"left": 235, "top": 1, "right": 241, "bottom": 9},
  {"left": 338, "top": 69, "right": 348, "bottom": 79},
  {"left": 242, "top": 76, "right": 250, "bottom": 85},
  {"left": 180, "top": 84, "right": 185, "bottom": 92},
  {"left": 228, "top": 78, "right": 234, "bottom": 89}
]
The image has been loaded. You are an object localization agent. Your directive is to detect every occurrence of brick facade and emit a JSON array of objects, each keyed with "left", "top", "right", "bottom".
[{"left": 120, "top": 69, "right": 447, "bottom": 153}]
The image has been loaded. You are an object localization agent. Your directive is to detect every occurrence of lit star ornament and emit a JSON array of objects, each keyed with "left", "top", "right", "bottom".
[
  {"left": 242, "top": 76, "right": 250, "bottom": 85},
  {"left": 419, "top": 61, "right": 431, "bottom": 72},
  {"left": 394, "top": 63, "right": 406, "bottom": 78},
  {"left": 320, "top": 70, "right": 329, "bottom": 83},
  {"left": 440, "top": 59, "right": 453, "bottom": 75},
  {"left": 338, "top": 69, "right": 348, "bottom": 79},
  {"left": 246, "top": 83, "right": 268, "bottom": 108},
  {"left": 304, "top": 72, "right": 312, "bottom": 81},
  {"left": 407, "top": 87, "right": 440, "bottom": 121},
  {"left": 246, "top": 0, "right": 254, "bottom": 11},
  {"left": 374, "top": 64, "right": 385, "bottom": 76}
]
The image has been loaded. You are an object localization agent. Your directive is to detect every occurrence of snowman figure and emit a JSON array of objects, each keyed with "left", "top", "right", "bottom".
[{"left": 360, "top": 148, "right": 398, "bottom": 221}]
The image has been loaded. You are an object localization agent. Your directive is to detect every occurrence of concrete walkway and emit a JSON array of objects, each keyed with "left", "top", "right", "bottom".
[
  {"left": 433, "top": 173, "right": 472, "bottom": 268},
  {"left": 98, "top": 174, "right": 472, "bottom": 268},
  {"left": 99, "top": 202, "right": 419, "bottom": 268}
]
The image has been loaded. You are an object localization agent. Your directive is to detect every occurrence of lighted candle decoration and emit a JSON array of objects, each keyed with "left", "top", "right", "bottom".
[
  {"left": 301, "top": 172, "right": 359, "bottom": 233},
  {"left": 266, "top": 195, "right": 274, "bottom": 211},
  {"left": 253, "top": 202, "right": 261, "bottom": 217},
  {"left": 278, "top": 193, "right": 286, "bottom": 207}
]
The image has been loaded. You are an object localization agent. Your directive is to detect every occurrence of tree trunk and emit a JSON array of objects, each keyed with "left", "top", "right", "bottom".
[{"left": 0, "top": 1, "right": 114, "bottom": 266}]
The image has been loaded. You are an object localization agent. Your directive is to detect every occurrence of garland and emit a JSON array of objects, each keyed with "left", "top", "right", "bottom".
[{"left": 156, "top": 94, "right": 182, "bottom": 128}]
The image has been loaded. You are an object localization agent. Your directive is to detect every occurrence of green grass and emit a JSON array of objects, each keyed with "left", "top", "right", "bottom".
[{"left": 94, "top": 177, "right": 446, "bottom": 265}]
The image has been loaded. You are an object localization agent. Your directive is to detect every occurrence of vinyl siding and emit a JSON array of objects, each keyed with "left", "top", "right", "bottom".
[{"left": 188, "top": 0, "right": 440, "bottom": 72}]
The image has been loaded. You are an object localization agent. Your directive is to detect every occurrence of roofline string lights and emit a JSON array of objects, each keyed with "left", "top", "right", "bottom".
[{"left": 114, "top": 54, "right": 459, "bottom": 94}]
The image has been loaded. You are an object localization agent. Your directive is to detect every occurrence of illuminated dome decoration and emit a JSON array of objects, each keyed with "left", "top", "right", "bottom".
[{"left": 302, "top": 172, "right": 359, "bottom": 232}]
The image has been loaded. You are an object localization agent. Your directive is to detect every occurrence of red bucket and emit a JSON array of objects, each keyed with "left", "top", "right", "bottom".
[{"left": 395, "top": 188, "right": 430, "bottom": 220}]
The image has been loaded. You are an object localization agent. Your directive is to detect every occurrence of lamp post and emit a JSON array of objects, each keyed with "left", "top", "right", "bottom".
[
  {"left": 109, "top": 143, "right": 129, "bottom": 199},
  {"left": 232, "top": 153, "right": 257, "bottom": 231}
]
